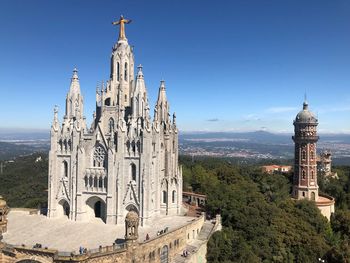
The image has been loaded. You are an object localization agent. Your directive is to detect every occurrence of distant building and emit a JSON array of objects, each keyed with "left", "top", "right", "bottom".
[
  {"left": 317, "top": 151, "right": 338, "bottom": 178},
  {"left": 292, "top": 100, "right": 335, "bottom": 220},
  {"left": 261, "top": 165, "right": 292, "bottom": 174}
]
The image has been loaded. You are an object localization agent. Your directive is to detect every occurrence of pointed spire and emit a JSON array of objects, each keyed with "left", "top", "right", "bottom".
[
  {"left": 157, "top": 80, "right": 167, "bottom": 104},
  {"left": 137, "top": 64, "right": 144, "bottom": 79},
  {"left": 65, "top": 68, "right": 84, "bottom": 120},
  {"left": 303, "top": 95, "right": 308, "bottom": 110},
  {"left": 72, "top": 67, "right": 78, "bottom": 80},
  {"left": 155, "top": 80, "right": 170, "bottom": 124},
  {"left": 69, "top": 67, "right": 81, "bottom": 95},
  {"left": 52, "top": 105, "right": 60, "bottom": 131}
]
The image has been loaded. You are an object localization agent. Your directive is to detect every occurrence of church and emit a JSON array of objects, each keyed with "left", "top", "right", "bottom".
[{"left": 47, "top": 16, "right": 183, "bottom": 226}]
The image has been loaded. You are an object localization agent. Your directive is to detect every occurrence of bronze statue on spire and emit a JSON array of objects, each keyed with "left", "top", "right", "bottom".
[{"left": 112, "top": 15, "right": 132, "bottom": 40}]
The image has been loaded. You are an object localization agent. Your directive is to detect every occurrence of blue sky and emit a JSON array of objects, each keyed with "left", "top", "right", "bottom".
[{"left": 0, "top": 0, "right": 349, "bottom": 133}]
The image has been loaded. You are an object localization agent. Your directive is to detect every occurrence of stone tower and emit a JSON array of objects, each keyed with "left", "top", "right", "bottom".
[
  {"left": 292, "top": 100, "right": 319, "bottom": 200},
  {"left": 47, "top": 17, "right": 182, "bottom": 226},
  {"left": 125, "top": 210, "right": 139, "bottom": 243}
]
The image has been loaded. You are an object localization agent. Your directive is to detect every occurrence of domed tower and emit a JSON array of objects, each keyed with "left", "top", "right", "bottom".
[
  {"left": 292, "top": 100, "right": 319, "bottom": 200},
  {"left": 125, "top": 211, "right": 139, "bottom": 243}
]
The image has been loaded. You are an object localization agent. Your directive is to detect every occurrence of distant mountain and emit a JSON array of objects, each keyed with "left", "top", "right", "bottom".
[
  {"left": 179, "top": 131, "right": 350, "bottom": 165},
  {"left": 0, "top": 128, "right": 49, "bottom": 141},
  {"left": 180, "top": 131, "right": 350, "bottom": 144}
]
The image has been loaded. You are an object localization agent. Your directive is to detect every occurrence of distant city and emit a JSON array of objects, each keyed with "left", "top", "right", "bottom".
[{"left": 1, "top": 129, "right": 350, "bottom": 164}]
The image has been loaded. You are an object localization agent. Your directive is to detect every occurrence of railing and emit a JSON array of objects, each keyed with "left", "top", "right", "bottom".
[{"left": 55, "top": 243, "right": 126, "bottom": 259}]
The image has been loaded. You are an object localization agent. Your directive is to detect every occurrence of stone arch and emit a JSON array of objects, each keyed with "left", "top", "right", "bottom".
[
  {"left": 126, "top": 204, "right": 139, "bottom": 215},
  {"left": 86, "top": 196, "right": 106, "bottom": 223},
  {"left": 311, "top": 192, "right": 316, "bottom": 201},
  {"left": 108, "top": 118, "right": 114, "bottom": 133},
  {"left": 160, "top": 245, "right": 169, "bottom": 263},
  {"left": 161, "top": 178, "right": 169, "bottom": 207},
  {"left": 58, "top": 199, "right": 70, "bottom": 218}
]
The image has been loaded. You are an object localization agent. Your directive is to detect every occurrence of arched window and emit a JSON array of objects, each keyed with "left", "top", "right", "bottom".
[
  {"left": 310, "top": 151, "right": 314, "bottom": 160},
  {"left": 117, "top": 62, "right": 120, "bottom": 81},
  {"left": 124, "top": 62, "right": 128, "bottom": 81},
  {"left": 131, "top": 164, "right": 137, "bottom": 181},
  {"left": 311, "top": 192, "right": 316, "bottom": 200},
  {"left": 162, "top": 191, "right": 167, "bottom": 204},
  {"left": 63, "top": 161, "right": 68, "bottom": 177},
  {"left": 89, "top": 176, "right": 93, "bottom": 187},
  {"left": 172, "top": 190, "right": 176, "bottom": 203},
  {"left": 125, "top": 94, "right": 128, "bottom": 103},
  {"left": 109, "top": 118, "right": 114, "bottom": 133},
  {"left": 105, "top": 98, "right": 111, "bottom": 106},
  {"left": 302, "top": 150, "right": 306, "bottom": 160},
  {"left": 132, "top": 141, "right": 136, "bottom": 153},
  {"left": 302, "top": 170, "right": 306, "bottom": 179},
  {"left": 93, "top": 176, "right": 98, "bottom": 188},
  {"left": 311, "top": 170, "right": 314, "bottom": 179},
  {"left": 93, "top": 145, "right": 106, "bottom": 168},
  {"left": 84, "top": 175, "right": 88, "bottom": 187},
  {"left": 160, "top": 245, "right": 169, "bottom": 263},
  {"left": 98, "top": 177, "right": 103, "bottom": 188},
  {"left": 104, "top": 177, "right": 108, "bottom": 189}
]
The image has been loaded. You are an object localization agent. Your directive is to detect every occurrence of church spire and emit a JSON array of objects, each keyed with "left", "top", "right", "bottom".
[
  {"left": 155, "top": 80, "right": 170, "bottom": 123},
  {"left": 132, "top": 65, "right": 149, "bottom": 118},
  {"left": 52, "top": 105, "right": 60, "bottom": 132},
  {"left": 65, "top": 68, "right": 84, "bottom": 120},
  {"left": 69, "top": 68, "right": 81, "bottom": 95}
]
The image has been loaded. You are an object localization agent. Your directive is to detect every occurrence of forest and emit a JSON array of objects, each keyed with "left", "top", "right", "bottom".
[
  {"left": 181, "top": 156, "right": 350, "bottom": 262},
  {"left": 1, "top": 154, "right": 350, "bottom": 262}
]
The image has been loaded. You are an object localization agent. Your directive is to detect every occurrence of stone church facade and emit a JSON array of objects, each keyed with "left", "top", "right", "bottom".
[{"left": 47, "top": 17, "right": 182, "bottom": 226}]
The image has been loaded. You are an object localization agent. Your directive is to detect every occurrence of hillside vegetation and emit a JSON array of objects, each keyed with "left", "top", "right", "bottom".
[
  {"left": 180, "top": 156, "right": 350, "bottom": 262},
  {"left": 0, "top": 153, "right": 48, "bottom": 208}
]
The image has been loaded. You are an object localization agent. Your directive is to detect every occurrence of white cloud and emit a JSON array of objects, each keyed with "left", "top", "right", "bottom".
[{"left": 243, "top": 114, "right": 261, "bottom": 121}]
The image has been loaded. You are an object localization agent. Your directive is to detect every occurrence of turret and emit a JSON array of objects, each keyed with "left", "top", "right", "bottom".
[
  {"left": 154, "top": 80, "right": 170, "bottom": 125},
  {"left": 65, "top": 68, "right": 84, "bottom": 121},
  {"left": 132, "top": 65, "right": 149, "bottom": 118},
  {"left": 292, "top": 99, "right": 319, "bottom": 200},
  {"left": 125, "top": 211, "right": 139, "bottom": 243}
]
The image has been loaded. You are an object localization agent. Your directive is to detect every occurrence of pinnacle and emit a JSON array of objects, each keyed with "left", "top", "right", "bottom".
[{"left": 72, "top": 67, "right": 79, "bottom": 80}]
